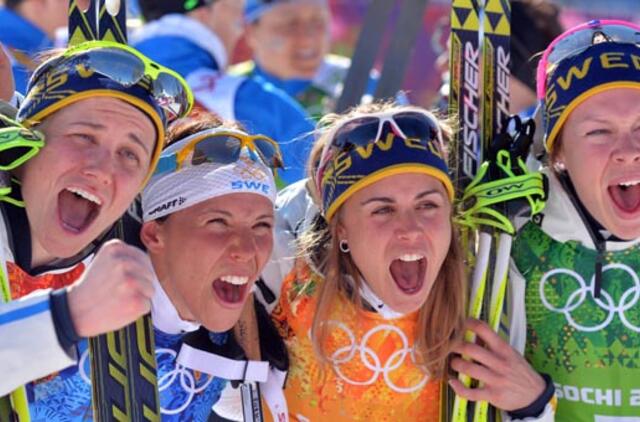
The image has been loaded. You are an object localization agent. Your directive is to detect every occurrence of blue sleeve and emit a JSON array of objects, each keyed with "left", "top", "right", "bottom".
[
  {"left": 235, "top": 79, "right": 314, "bottom": 186},
  {"left": 133, "top": 36, "right": 219, "bottom": 78}
]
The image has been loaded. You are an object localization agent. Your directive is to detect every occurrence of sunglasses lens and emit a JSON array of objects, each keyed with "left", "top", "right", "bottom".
[
  {"left": 85, "top": 48, "right": 146, "bottom": 86},
  {"left": 153, "top": 72, "right": 191, "bottom": 121},
  {"left": 191, "top": 135, "right": 242, "bottom": 166},
  {"left": 392, "top": 112, "right": 437, "bottom": 140},
  {"left": 253, "top": 137, "right": 284, "bottom": 169},
  {"left": 334, "top": 116, "right": 382, "bottom": 148},
  {"left": 153, "top": 154, "right": 178, "bottom": 176},
  {"left": 547, "top": 24, "right": 640, "bottom": 67}
]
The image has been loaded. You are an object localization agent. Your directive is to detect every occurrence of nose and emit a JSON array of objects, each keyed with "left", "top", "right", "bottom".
[
  {"left": 395, "top": 209, "right": 422, "bottom": 242},
  {"left": 612, "top": 132, "right": 640, "bottom": 164},
  {"left": 81, "top": 148, "right": 113, "bottom": 186},
  {"left": 228, "top": 229, "right": 256, "bottom": 262}
]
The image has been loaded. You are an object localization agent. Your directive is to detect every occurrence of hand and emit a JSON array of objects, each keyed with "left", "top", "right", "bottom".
[
  {"left": 0, "top": 44, "right": 15, "bottom": 103},
  {"left": 67, "top": 240, "right": 155, "bottom": 337},
  {"left": 449, "top": 318, "right": 545, "bottom": 412}
]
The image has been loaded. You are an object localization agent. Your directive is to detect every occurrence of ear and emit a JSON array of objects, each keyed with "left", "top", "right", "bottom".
[
  {"left": 336, "top": 220, "right": 347, "bottom": 242},
  {"left": 140, "top": 221, "right": 165, "bottom": 253},
  {"left": 552, "top": 146, "right": 566, "bottom": 172}
]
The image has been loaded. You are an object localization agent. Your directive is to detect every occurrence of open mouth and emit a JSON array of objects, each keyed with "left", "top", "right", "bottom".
[
  {"left": 389, "top": 254, "right": 427, "bottom": 295},
  {"left": 58, "top": 187, "right": 102, "bottom": 233},
  {"left": 212, "top": 275, "right": 250, "bottom": 305},
  {"left": 608, "top": 180, "right": 640, "bottom": 214}
]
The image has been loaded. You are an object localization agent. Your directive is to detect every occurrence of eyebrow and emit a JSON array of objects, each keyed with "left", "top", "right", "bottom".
[
  {"left": 69, "top": 121, "right": 150, "bottom": 155},
  {"left": 360, "top": 189, "right": 443, "bottom": 206},
  {"left": 205, "top": 209, "right": 233, "bottom": 217},
  {"left": 256, "top": 214, "right": 275, "bottom": 221}
]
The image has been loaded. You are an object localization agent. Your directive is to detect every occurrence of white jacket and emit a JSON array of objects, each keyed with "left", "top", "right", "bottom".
[{"left": 0, "top": 214, "right": 77, "bottom": 396}]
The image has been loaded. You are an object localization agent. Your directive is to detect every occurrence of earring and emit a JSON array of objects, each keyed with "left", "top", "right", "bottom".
[{"left": 339, "top": 239, "right": 350, "bottom": 253}]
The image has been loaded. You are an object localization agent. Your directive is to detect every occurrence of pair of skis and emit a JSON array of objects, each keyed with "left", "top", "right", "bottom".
[
  {"left": 448, "top": 1, "right": 545, "bottom": 422},
  {"left": 68, "top": 1, "right": 162, "bottom": 420}
]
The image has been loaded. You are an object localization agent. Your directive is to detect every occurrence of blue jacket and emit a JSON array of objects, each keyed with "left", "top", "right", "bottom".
[
  {"left": 230, "top": 55, "right": 380, "bottom": 120},
  {"left": 133, "top": 15, "right": 314, "bottom": 185},
  {"left": 0, "top": 7, "right": 53, "bottom": 94}
]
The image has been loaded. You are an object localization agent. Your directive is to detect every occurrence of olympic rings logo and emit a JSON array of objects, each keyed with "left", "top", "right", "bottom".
[
  {"left": 324, "top": 321, "right": 429, "bottom": 394},
  {"left": 539, "top": 263, "right": 640, "bottom": 333},
  {"left": 156, "top": 348, "right": 214, "bottom": 415}
]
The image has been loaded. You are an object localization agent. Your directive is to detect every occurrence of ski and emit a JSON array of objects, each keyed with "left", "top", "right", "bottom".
[
  {"left": 447, "top": 0, "right": 485, "bottom": 419},
  {"left": 373, "top": 0, "right": 431, "bottom": 100},
  {"left": 68, "top": 1, "right": 162, "bottom": 420},
  {"left": 473, "top": 1, "right": 511, "bottom": 420},
  {"left": 89, "top": 315, "right": 160, "bottom": 422},
  {"left": 448, "top": 0, "right": 512, "bottom": 420}
]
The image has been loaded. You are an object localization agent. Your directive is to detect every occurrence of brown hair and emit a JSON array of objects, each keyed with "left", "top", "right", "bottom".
[
  {"left": 153, "top": 110, "right": 247, "bottom": 223},
  {"left": 301, "top": 102, "right": 466, "bottom": 378},
  {"left": 166, "top": 109, "right": 245, "bottom": 146}
]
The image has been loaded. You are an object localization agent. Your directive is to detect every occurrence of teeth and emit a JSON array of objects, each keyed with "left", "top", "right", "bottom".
[
  {"left": 398, "top": 254, "right": 423, "bottom": 262},
  {"left": 220, "top": 275, "right": 249, "bottom": 285},
  {"left": 619, "top": 180, "right": 640, "bottom": 187},
  {"left": 66, "top": 187, "right": 102, "bottom": 205}
]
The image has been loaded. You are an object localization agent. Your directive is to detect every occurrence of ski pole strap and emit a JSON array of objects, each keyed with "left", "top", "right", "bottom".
[
  {"left": 0, "top": 113, "right": 44, "bottom": 172},
  {"left": 457, "top": 151, "right": 547, "bottom": 234}
]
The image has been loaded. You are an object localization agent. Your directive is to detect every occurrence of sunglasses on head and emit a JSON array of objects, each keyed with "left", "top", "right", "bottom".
[
  {"left": 153, "top": 128, "right": 284, "bottom": 177},
  {"left": 315, "top": 109, "right": 445, "bottom": 190},
  {"left": 30, "top": 41, "right": 193, "bottom": 122},
  {"left": 536, "top": 19, "right": 640, "bottom": 100}
]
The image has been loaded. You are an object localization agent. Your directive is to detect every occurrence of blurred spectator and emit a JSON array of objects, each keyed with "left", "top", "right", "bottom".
[
  {"left": 0, "top": 0, "right": 67, "bottom": 93},
  {"left": 133, "top": 0, "right": 314, "bottom": 186},
  {"left": 231, "top": 0, "right": 377, "bottom": 119}
]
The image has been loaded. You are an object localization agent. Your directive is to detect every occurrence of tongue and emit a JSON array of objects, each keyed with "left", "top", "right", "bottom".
[
  {"left": 389, "top": 259, "right": 422, "bottom": 292},
  {"left": 213, "top": 280, "right": 243, "bottom": 303},
  {"left": 58, "top": 190, "right": 96, "bottom": 232},
  {"left": 610, "top": 185, "right": 640, "bottom": 212}
]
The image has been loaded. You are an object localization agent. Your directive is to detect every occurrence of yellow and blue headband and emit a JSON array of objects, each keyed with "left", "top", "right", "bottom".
[
  {"left": 543, "top": 42, "right": 640, "bottom": 152},
  {"left": 317, "top": 111, "right": 454, "bottom": 222}
]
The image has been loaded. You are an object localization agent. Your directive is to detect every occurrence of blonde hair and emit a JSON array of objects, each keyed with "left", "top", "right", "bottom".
[{"left": 300, "top": 102, "right": 466, "bottom": 378}]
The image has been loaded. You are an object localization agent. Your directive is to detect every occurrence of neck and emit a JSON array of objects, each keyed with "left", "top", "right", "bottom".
[
  {"left": 149, "top": 252, "right": 196, "bottom": 322},
  {"left": 29, "top": 235, "right": 54, "bottom": 269}
]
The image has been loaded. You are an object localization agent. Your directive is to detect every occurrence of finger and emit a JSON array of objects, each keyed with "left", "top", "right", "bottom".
[
  {"left": 466, "top": 318, "right": 510, "bottom": 355},
  {"left": 114, "top": 245, "right": 154, "bottom": 271},
  {"left": 448, "top": 379, "right": 491, "bottom": 403},
  {"left": 450, "top": 356, "right": 498, "bottom": 386},
  {"left": 452, "top": 341, "right": 504, "bottom": 373},
  {"left": 122, "top": 269, "right": 155, "bottom": 298}
]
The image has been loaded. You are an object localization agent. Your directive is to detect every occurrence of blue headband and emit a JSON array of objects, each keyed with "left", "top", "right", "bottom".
[
  {"left": 543, "top": 42, "right": 640, "bottom": 151},
  {"left": 320, "top": 129, "right": 454, "bottom": 222}
]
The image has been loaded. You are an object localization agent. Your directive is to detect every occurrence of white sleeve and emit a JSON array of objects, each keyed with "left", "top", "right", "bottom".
[
  {"left": 259, "top": 222, "right": 297, "bottom": 313},
  {"left": 0, "top": 290, "right": 77, "bottom": 396},
  {"left": 508, "top": 257, "right": 528, "bottom": 353},
  {"left": 500, "top": 260, "right": 556, "bottom": 421},
  {"left": 259, "top": 180, "right": 312, "bottom": 312}
]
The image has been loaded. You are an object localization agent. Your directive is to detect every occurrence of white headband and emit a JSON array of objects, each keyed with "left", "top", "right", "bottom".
[{"left": 142, "top": 139, "right": 277, "bottom": 222}]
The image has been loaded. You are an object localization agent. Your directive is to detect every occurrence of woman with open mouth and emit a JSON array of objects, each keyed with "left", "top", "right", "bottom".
[
  {"left": 139, "top": 113, "right": 288, "bottom": 421},
  {"left": 0, "top": 10, "right": 194, "bottom": 418},
  {"left": 499, "top": 20, "right": 640, "bottom": 421},
  {"left": 264, "top": 103, "right": 540, "bottom": 420}
]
